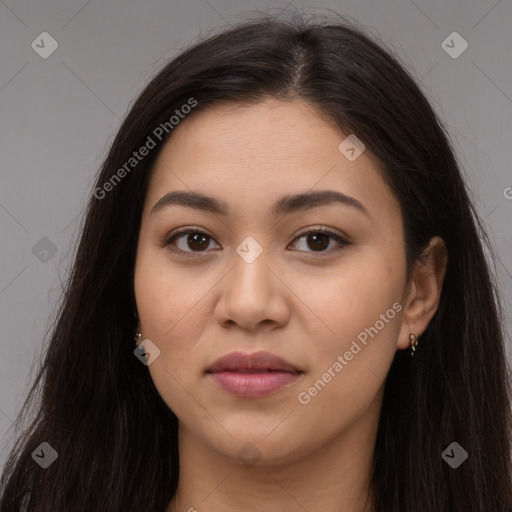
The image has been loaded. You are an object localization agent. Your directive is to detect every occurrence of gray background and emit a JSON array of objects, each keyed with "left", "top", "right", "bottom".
[{"left": 1, "top": 0, "right": 511, "bottom": 471}]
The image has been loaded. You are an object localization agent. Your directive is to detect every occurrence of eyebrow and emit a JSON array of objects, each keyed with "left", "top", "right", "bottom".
[{"left": 150, "top": 189, "right": 370, "bottom": 219}]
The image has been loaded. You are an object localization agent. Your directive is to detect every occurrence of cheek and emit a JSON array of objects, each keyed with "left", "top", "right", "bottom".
[
  {"left": 134, "top": 250, "right": 215, "bottom": 411},
  {"left": 294, "top": 298, "right": 401, "bottom": 435},
  {"left": 134, "top": 246, "right": 211, "bottom": 340},
  {"left": 305, "top": 245, "right": 404, "bottom": 340},
  {"left": 297, "top": 249, "right": 404, "bottom": 400}
]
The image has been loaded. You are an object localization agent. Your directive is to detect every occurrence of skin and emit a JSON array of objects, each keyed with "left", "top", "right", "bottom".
[{"left": 134, "top": 97, "right": 447, "bottom": 512}]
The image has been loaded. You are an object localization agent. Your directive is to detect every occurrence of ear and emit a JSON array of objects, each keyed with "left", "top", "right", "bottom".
[{"left": 397, "top": 236, "right": 448, "bottom": 350}]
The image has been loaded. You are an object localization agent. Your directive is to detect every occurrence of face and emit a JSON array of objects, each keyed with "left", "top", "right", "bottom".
[{"left": 134, "top": 98, "right": 411, "bottom": 465}]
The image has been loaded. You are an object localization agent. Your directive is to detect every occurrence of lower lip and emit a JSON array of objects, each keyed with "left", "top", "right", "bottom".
[{"left": 209, "top": 371, "right": 301, "bottom": 398}]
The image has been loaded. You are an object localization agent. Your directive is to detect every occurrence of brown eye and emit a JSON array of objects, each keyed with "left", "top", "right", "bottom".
[
  {"left": 305, "top": 232, "right": 330, "bottom": 251},
  {"left": 289, "top": 228, "right": 348, "bottom": 254},
  {"left": 184, "top": 232, "right": 210, "bottom": 251},
  {"left": 163, "top": 226, "right": 348, "bottom": 257},
  {"left": 164, "top": 230, "right": 218, "bottom": 254}
]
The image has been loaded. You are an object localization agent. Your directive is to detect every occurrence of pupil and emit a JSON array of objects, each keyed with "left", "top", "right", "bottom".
[
  {"left": 189, "top": 233, "right": 209, "bottom": 251},
  {"left": 308, "top": 233, "right": 328, "bottom": 251}
]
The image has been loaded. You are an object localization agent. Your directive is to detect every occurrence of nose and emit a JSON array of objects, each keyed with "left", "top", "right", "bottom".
[{"left": 214, "top": 247, "right": 291, "bottom": 332}]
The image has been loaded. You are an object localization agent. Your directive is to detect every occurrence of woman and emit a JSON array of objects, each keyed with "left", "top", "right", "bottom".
[{"left": 1, "top": 12, "right": 511, "bottom": 512}]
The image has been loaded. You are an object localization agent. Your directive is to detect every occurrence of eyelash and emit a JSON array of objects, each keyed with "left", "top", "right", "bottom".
[{"left": 161, "top": 226, "right": 349, "bottom": 258}]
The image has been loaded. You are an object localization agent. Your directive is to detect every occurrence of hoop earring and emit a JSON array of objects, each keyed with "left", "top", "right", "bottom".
[
  {"left": 409, "top": 333, "right": 419, "bottom": 356},
  {"left": 134, "top": 332, "right": 142, "bottom": 347}
]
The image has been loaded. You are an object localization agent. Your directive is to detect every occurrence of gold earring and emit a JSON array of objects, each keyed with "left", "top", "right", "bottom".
[
  {"left": 409, "top": 333, "right": 419, "bottom": 356},
  {"left": 134, "top": 332, "right": 142, "bottom": 347}
]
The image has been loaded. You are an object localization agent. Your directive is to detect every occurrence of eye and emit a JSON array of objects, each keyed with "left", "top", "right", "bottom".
[
  {"left": 289, "top": 227, "right": 349, "bottom": 254},
  {"left": 162, "top": 226, "right": 349, "bottom": 257},
  {"left": 163, "top": 228, "right": 220, "bottom": 256}
]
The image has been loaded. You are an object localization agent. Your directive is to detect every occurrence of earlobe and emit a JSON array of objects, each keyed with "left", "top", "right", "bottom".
[{"left": 397, "top": 236, "right": 448, "bottom": 350}]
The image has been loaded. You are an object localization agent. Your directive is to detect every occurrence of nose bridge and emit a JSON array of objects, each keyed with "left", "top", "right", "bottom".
[
  {"left": 229, "top": 234, "right": 274, "bottom": 301},
  {"left": 215, "top": 234, "right": 289, "bottom": 330}
]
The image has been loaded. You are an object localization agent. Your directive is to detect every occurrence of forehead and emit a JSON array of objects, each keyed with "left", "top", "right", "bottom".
[{"left": 144, "top": 98, "right": 399, "bottom": 223}]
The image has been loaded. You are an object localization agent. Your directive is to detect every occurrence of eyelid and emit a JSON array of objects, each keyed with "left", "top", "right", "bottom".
[
  {"left": 161, "top": 225, "right": 350, "bottom": 256},
  {"left": 292, "top": 225, "right": 349, "bottom": 242},
  {"left": 161, "top": 226, "right": 216, "bottom": 249}
]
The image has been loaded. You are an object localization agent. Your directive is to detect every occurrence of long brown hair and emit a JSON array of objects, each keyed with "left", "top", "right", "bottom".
[{"left": 1, "top": 12, "right": 511, "bottom": 512}]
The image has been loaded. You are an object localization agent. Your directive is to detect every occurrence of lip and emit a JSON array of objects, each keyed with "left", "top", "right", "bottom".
[{"left": 207, "top": 351, "right": 303, "bottom": 398}]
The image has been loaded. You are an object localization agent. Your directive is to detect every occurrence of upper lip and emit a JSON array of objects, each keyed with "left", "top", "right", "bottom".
[{"left": 207, "top": 351, "right": 301, "bottom": 373}]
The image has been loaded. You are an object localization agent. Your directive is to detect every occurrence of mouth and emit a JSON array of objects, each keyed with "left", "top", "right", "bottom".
[{"left": 206, "top": 351, "right": 303, "bottom": 398}]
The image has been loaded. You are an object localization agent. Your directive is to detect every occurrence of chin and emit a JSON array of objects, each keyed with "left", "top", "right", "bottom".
[{"left": 200, "top": 425, "right": 311, "bottom": 466}]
